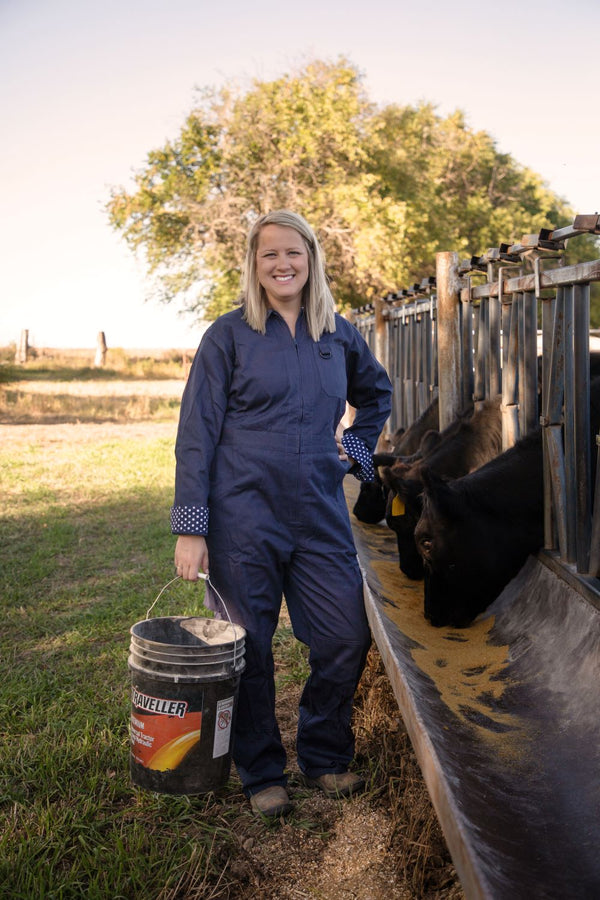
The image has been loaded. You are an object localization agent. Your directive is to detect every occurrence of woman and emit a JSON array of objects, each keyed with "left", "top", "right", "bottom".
[{"left": 172, "top": 210, "right": 392, "bottom": 817}]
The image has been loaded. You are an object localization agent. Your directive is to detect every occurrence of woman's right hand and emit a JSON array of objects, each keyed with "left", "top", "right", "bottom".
[{"left": 174, "top": 535, "right": 209, "bottom": 581}]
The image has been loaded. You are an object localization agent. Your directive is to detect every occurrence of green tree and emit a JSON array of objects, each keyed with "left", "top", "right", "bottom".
[
  {"left": 368, "top": 103, "right": 586, "bottom": 270},
  {"left": 107, "top": 58, "right": 595, "bottom": 322}
]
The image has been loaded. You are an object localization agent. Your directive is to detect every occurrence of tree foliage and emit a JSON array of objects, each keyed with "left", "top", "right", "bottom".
[{"left": 107, "top": 58, "right": 594, "bottom": 322}]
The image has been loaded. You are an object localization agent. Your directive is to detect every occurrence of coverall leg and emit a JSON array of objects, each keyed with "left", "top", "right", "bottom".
[
  {"left": 206, "top": 548, "right": 289, "bottom": 796},
  {"left": 207, "top": 527, "right": 371, "bottom": 797},
  {"left": 283, "top": 544, "right": 371, "bottom": 777}
]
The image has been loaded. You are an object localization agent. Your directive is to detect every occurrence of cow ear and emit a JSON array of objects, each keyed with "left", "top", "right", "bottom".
[
  {"left": 418, "top": 429, "right": 441, "bottom": 456},
  {"left": 379, "top": 462, "right": 410, "bottom": 491},
  {"left": 391, "top": 427, "right": 405, "bottom": 447},
  {"left": 379, "top": 465, "right": 397, "bottom": 491},
  {"left": 420, "top": 467, "right": 463, "bottom": 519},
  {"left": 395, "top": 476, "right": 422, "bottom": 506}
]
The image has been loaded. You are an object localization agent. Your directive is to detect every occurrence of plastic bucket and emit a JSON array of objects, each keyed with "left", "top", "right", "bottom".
[{"left": 129, "top": 615, "right": 246, "bottom": 795}]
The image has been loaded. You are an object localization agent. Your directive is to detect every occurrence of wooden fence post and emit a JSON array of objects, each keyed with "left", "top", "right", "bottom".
[
  {"left": 436, "top": 252, "right": 462, "bottom": 429},
  {"left": 374, "top": 297, "right": 387, "bottom": 372},
  {"left": 95, "top": 331, "right": 107, "bottom": 367},
  {"left": 15, "top": 329, "right": 29, "bottom": 364}
]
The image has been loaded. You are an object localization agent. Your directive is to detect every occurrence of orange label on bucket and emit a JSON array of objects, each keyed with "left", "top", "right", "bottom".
[{"left": 130, "top": 685, "right": 203, "bottom": 771}]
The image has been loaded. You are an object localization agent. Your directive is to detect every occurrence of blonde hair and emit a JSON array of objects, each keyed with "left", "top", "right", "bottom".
[{"left": 241, "top": 210, "right": 336, "bottom": 341}]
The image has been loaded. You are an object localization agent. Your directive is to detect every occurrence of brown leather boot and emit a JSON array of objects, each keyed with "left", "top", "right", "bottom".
[
  {"left": 299, "top": 771, "right": 366, "bottom": 798},
  {"left": 249, "top": 785, "right": 293, "bottom": 818}
]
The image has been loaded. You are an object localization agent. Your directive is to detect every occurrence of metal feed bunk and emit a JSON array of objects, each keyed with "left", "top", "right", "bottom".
[{"left": 349, "top": 215, "right": 600, "bottom": 900}]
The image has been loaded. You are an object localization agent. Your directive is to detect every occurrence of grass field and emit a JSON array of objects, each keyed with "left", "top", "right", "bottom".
[
  {"left": 0, "top": 417, "right": 234, "bottom": 897},
  {"left": 0, "top": 352, "right": 462, "bottom": 900}
]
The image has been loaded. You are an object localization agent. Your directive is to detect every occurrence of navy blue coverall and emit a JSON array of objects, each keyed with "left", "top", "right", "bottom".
[{"left": 171, "top": 306, "right": 392, "bottom": 796}]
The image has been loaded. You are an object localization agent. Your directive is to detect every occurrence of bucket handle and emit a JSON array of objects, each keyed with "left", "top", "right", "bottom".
[{"left": 145, "top": 574, "right": 240, "bottom": 656}]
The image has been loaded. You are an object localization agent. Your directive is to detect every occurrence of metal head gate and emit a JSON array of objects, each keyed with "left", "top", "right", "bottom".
[{"left": 353, "top": 213, "right": 600, "bottom": 585}]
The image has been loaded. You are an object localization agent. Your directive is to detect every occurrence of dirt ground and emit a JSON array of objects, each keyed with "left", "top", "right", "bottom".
[
  {"left": 4, "top": 417, "right": 464, "bottom": 900},
  {"left": 220, "top": 645, "right": 465, "bottom": 900}
]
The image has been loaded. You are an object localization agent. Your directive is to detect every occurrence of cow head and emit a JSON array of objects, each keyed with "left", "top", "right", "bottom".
[
  {"left": 352, "top": 474, "right": 388, "bottom": 524},
  {"left": 414, "top": 468, "right": 510, "bottom": 627},
  {"left": 380, "top": 463, "right": 425, "bottom": 580}
]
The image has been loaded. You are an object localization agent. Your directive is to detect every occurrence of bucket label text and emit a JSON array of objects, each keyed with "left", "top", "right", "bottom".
[{"left": 131, "top": 687, "right": 188, "bottom": 718}]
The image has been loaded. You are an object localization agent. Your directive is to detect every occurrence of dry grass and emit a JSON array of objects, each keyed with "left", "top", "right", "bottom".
[
  {"left": 0, "top": 380, "right": 184, "bottom": 424},
  {"left": 353, "top": 651, "right": 464, "bottom": 898}
]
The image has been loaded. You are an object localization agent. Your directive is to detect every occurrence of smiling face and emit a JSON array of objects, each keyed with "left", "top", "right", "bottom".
[{"left": 255, "top": 224, "right": 310, "bottom": 314}]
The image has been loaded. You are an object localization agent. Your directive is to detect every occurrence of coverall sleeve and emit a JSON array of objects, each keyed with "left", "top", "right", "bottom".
[
  {"left": 342, "top": 327, "right": 393, "bottom": 482},
  {"left": 170, "top": 328, "right": 233, "bottom": 535}
]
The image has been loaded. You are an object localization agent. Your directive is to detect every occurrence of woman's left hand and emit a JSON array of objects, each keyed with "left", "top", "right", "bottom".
[
  {"left": 335, "top": 422, "right": 348, "bottom": 461},
  {"left": 335, "top": 422, "right": 356, "bottom": 468}
]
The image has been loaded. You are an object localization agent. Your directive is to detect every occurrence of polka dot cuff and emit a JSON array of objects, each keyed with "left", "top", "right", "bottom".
[
  {"left": 170, "top": 505, "right": 209, "bottom": 535},
  {"left": 341, "top": 433, "right": 375, "bottom": 482}
]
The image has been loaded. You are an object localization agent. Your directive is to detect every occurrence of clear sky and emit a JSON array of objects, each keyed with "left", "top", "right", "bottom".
[{"left": 1, "top": 0, "right": 598, "bottom": 349}]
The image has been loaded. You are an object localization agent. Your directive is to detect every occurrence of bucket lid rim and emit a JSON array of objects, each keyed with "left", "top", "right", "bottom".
[{"left": 130, "top": 616, "right": 246, "bottom": 646}]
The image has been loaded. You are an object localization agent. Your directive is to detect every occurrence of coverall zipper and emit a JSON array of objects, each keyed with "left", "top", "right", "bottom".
[{"left": 294, "top": 338, "right": 304, "bottom": 426}]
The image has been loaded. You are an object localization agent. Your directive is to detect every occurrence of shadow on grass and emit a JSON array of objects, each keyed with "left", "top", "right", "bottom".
[{"left": 0, "top": 481, "right": 212, "bottom": 711}]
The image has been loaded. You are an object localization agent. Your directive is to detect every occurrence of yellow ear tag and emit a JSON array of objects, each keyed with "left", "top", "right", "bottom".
[{"left": 391, "top": 495, "right": 405, "bottom": 516}]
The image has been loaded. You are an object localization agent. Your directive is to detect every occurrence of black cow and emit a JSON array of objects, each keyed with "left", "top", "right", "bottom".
[
  {"left": 380, "top": 397, "right": 502, "bottom": 579},
  {"left": 415, "top": 428, "right": 543, "bottom": 626},
  {"left": 352, "top": 396, "right": 440, "bottom": 525},
  {"left": 351, "top": 473, "right": 389, "bottom": 524},
  {"left": 414, "top": 376, "right": 600, "bottom": 627}
]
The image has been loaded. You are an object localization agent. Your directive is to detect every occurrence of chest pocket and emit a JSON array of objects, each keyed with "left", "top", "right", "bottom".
[
  {"left": 315, "top": 342, "right": 347, "bottom": 399},
  {"left": 232, "top": 342, "right": 290, "bottom": 409}
]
